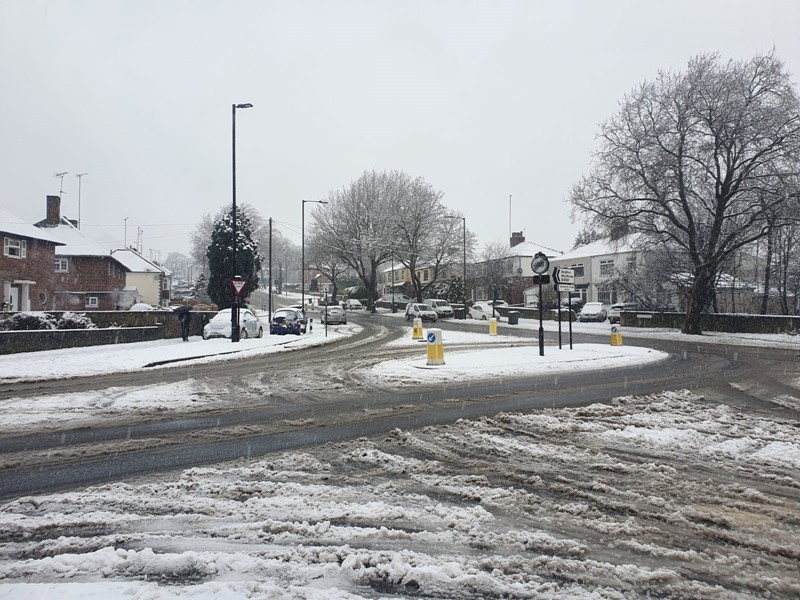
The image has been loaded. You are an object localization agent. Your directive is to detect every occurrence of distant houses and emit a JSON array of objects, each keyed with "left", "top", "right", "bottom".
[{"left": 1, "top": 195, "right": 170, "bottom": 312}]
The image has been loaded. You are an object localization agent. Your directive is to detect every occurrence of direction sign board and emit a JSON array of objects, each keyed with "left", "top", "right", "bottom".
[
  {"left": 554, "top": 283, "right": 576, "bottom": 292},
  {"left": 553, "top": 267, "right": 575, "bottom": 285}
]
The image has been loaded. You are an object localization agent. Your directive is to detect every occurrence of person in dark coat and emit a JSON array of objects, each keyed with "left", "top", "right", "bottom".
[{"left": 178, "top": 308, "right": 192, "bottom": 341}]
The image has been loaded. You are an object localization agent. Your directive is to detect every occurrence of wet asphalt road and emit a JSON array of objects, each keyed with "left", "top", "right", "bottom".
[{"left": 1, "top": 311, "right": 798, "bottom": 499}]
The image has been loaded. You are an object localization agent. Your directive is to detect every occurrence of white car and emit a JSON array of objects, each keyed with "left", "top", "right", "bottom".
[
  {"left": 203, "top": 308, "right": 264, "bottom": 339},
  {"left": 468, "top": 303, "right": 496, "bottom": 320},
  {"left": 579, "top": 302, "right": 608, "bottom": 323},
  {"left": 129, "top": 302, "right": 156, "bottom": 311},
  {"left": 424, "top": 299, "right": 454, "bottom": 319},
  {"left": 344, "top": 299, "right": 364, "bottom": 310},
  {"left": 404, "top": 302, "right": 438, "bottom": 322}
]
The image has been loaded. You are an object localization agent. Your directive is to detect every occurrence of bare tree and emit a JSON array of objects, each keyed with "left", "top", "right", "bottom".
[
  {"left": 311, "top": 171, "right": 398, "bottom": 309},
  {"left": 570, "top": 52, "right": 800, "bottom": 334},
  {"left": 305, "top": 229, "right": 349, "bottom": 303},
  {"left": 391, "top": 176, "right": 467, "bottom": 301},
  {"left": 479, "top": 240, "right": 513, "bottom": 316}
]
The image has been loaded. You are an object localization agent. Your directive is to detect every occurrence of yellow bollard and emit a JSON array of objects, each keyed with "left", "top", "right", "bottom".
[
  {"left": 610, "top": 324, "right": 623, "bottom": 346},
  {"left": 426, "top": 328, "right": 445, "bottom": 365},
  {"left": 489, "top": 317, "right": 497, "bottom": 336},
  {"left": 412, "top": 318, "right": 424, "bottom": 340}
]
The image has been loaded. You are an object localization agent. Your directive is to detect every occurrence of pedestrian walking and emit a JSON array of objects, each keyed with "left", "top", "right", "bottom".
[{"left": 173, "top": 305, "right": 192, "bottom": 341}]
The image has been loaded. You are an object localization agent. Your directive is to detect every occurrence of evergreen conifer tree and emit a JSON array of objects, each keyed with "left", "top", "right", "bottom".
[{"left": 206, "top": 212, "right": 261, "bottom": 309}]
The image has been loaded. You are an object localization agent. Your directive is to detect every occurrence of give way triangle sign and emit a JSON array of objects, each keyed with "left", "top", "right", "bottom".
[{"left": 231, "top": 278, "right": 247, "bottom": 295}]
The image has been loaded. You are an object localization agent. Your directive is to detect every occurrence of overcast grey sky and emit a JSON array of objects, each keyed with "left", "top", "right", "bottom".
[{"left": 2, "top": 0, "right": 799, "bottom": 260}]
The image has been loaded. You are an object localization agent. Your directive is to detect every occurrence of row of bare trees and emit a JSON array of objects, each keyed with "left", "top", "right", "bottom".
[
  {"left": 307, "top": 170, "right": 475, "bottom": 308},
  {"left": 570, "top": 51, "right": 800, "bottom": 334}
]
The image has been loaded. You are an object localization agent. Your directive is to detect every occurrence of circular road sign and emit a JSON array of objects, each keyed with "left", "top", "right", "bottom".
[
  {"left": 427, "top": 331, "right": 436, "bottom": 343},
  {"left": 531, "top": 252, "right": 550, "bottom": 275}
]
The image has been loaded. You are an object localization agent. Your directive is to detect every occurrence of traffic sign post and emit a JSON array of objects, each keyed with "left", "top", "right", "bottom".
[
  {"left": 531, "top": 253, "right": 549, "bottom": 357},
  {"left": 230, "top": 276, "right": 246, "bottom": 343},
  {"left": 552, "top": 268, "right": 575, "bottom": 350}
]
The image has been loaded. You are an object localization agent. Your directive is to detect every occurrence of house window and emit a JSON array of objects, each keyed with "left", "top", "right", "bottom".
[
  {"left": 3, "top": 237, "right": 27, "bottom": 258},
  {"left": 627, "top": 255, "right": 637, "bottom": 271},
  {"left": 598, "top": 290, "right": 612, "bottom": 304},
  {"left": 55, "top": 257, "right": 69, "bottom": 272},
  {"left": 86, "top": 296, "right": 99, "bottom": 308},
  {"left": 571, "top": 263, "right": 585, "bottom": 278},
  {"left": 600, "top": 260, "right": 615, "bottom": 276},
  {"left": 423, "top": 269, "right": 429, "bottom": 282}
]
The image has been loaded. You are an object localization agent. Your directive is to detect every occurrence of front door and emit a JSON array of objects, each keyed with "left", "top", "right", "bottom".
[{"left": 8, "top": 287, "right": 19, "bottom": 311}]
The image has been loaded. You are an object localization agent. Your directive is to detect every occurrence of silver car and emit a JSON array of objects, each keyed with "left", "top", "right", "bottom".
[
  {"left": 320, "top": 305, "right": 347, "bottom": 325},
  {"left": 203, "top": 308, "right": 264, "bottom": 339}
]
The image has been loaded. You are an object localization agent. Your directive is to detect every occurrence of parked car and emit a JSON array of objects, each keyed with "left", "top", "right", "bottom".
[
  {"left": 405, "top": 302, "right": 438, "bottom": 322},
  {"left": 270, "top": 308, "right": 306, "bottom": 335},
  {"left": 468, "top": 302, "right": 495, "bottom": 320},
  {"left": 608, "top": 302, "right": 639, "bottom": 324},
  {"left": 286, "top": 304, "right": 309, "bottom": 328},
  {"left": 203, "top": 308, "right": 264, "bottom": 339},
  {"left": 424, "top": 299, "right": 454, "bottom": 319},
  {"left": 380, "top": 293, "right": 412, "bottom": 305},
  {"left": 320, "top": 305, "right": 347, "bottom": 325},
  {"left": 579, "top": 302, "right": 608, "bottom": 322},
  {"left": 129, "top": 302, "right": 156, "bottom": 311},
  {"left": 344, "top": 299, "right": 364, "bottom": 310}
]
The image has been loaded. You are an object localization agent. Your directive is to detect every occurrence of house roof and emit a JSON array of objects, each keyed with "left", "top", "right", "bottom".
[
  {"left": 0, "top": 209, "right": 64, "bottom": 245},
  {"left": 35, "top": 218, "right": 113, "bottom": 257},
  {"left": 111, "top": 248, "right": 169, "bottom": 275},
  {"left": 505, "top": 241, "right": 565, "bottom": 258},
  {"left": 553, "top": 239, "right": 637, "bottom": 263}
]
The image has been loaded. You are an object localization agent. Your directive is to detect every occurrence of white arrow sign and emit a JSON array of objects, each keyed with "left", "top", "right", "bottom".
[{"left": 553, "top": 267, "right": 575, "bottom": 285}]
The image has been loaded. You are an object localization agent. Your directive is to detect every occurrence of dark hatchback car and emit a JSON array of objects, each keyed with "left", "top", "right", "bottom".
[{"left": 270, "top": 308, "right": 306, "bottom": 335}]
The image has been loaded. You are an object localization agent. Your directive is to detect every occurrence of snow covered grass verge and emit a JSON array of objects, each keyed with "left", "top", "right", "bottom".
[
  {"left": 364, "top": 343, "right": 667, "bottom": 385},
  {"left": 0, "top": 323, "right": 362, "bottom": 383},
  {"left": 1, "top": 390, "right": 798, "bottom": 599}
]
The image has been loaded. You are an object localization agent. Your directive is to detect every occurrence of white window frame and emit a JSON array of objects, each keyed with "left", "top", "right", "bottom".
[
  {"left": 55, "top": 257, "right": 69, "bottom": 272},
  {"left": 600, "top": 259, "right": 615, "bottom": 277},
  {"left": 86, "top": 296, "right": 99, "bottom": 308},
  {"left": 3, "top": 237, "right": 27, "bottom": 259},
  {"left": 571, "top": 263, "right": 585, "bottom": 278}
]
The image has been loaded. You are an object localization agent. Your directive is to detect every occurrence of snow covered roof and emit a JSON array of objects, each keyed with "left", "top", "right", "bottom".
[
  {"left": 0, "top": 209, "right": 64, "bottom": 245},
  {"left": 553, "top": 239, "right": 637, "bottom": 262},
  {"left": 505, "top": 241, "right": 565, "bottom": 258},
  {"left": 111, "top": 248, "right": 168, "bottom": 274},
  {"left": 35, "top": 218, "right": 113, "bottom": 258}
]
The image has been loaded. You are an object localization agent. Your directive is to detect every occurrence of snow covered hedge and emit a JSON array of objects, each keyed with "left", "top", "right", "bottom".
[{"left": 0, "top": 311, "right": 96, "bottom": 331}]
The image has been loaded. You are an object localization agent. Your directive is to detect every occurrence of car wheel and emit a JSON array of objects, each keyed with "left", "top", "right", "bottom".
[
  {"left": 257, "top": 327, "right": 263, "bottom": 338},
  {"left": 241, "top": 327, "right": 248, "bottom": 339}
]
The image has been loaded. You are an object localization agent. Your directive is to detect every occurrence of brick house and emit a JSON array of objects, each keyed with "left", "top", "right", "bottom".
[
  {"left": 35, "top": 196, "right": 129, "bottom": 311},
  {"left": 1, "top": 208, "right": 64, "bottom": 311}
]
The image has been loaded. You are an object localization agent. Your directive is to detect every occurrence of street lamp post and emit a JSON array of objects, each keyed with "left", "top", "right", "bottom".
[
  {"left": 231, "top": 102, "right": 253, "bottom": 343},
  {"left": 76, "top": 173, "right": 87, "bottom": 229},
  {"left": 301, "top": 200, "right": 327, "bottom": 314},
  {"left": 445, "top": 215, "right": 467, "bottom": 318}
]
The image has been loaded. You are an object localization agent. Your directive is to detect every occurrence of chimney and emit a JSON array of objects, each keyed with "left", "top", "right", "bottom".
[
  {"left": 46, "top": 195, "right": 61, "bottom": 227},
  {"left": 510, "top": 231, "right": 525, "bottom": 248}
]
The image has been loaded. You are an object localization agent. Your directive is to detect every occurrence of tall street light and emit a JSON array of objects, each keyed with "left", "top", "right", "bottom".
[
  {"left": 445, "top": 215, "right": 467, "bottom": 318},
  {"left": 76, "top": 173, "right": 87, "bottom": 229},
  {"left": 231, "top": 102, "right": 253, "bottom": 343},
  {"left": 301, "top": 200, "right": 327, "bottom": 313}
]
